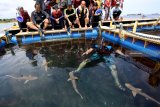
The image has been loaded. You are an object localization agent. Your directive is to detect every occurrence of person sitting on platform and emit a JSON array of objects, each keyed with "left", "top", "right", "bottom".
[
  {"left": 16, "top": 7, "right": 31, "bottom": 33},
  {"left": 45, "top": 0, "right": 57, "bottom": 15},
  {"left": 76, "top": 0, "right": 90, "bottom": 28},
  {"left": 26, "top": 3, "right": 49, "bottom": 31},
  {"left": 110, "top": 2, "right": 123, "bottom": 21},
  {"left": 50, "top": 5, "right": 65, "bottom": 30},
  {"left": 68, "top": 42, "right": 126, "bottom": 91},
  {"left": 103, "top": 0, "right": 111, "bottom": 20},
  {"left": 64, "top": 3, "right": 76, "bottom": 28},
  {"left": 90, "top": 2, "right": 102, "bottom": 27}
]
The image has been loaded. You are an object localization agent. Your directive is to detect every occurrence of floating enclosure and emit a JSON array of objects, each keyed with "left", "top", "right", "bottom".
[{"left": 0, "top": 18, "right": 160, "bottom": 61}]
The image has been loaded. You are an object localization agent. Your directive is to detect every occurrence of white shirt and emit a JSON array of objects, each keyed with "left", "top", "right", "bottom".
[{"left": 110, "top": 6, "right": 123, "bottom": 20}]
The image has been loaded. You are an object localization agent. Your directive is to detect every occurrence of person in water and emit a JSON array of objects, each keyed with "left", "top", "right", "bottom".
[
  {"left": 69, "top": 42, "right": 126, "bottom": 90},
  {"left": 26, "top": 3, "right": 49, "bottom": 31}
]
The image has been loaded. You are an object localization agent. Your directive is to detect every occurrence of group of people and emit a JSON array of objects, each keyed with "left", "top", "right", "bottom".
[{"left": 17, "top": 0, "right": 123, "bottom": 32}]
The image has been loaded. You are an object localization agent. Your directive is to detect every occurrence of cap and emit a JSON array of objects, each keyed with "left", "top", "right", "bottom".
[{"left": 116, "top": 2, "right": 120, "bottom": 5}]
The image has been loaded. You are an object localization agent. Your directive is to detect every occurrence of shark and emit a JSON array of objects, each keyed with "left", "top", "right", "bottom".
[
  {"left": 42, "top": 59, "right": 52, "bottom": 72},
  {"left": 5, "top": 75, "right": 38, "bottom": 84},
  {"left": 68, "top": 71, "right": 83, "bottom": 99},
  {"left": 125, "top": 83, "right": 160, "bottom": 105}
]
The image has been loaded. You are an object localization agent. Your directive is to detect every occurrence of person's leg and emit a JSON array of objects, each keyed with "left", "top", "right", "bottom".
[
  {"left": 85, "top": 17, "right": 89, "bottom": 28},
  {"left": 18, "top": 21, "right": 23, "bottom": 33},
  {"left": 26, "top": 22, "right": 39, "bottom": 31},
  {"left": 43, "top": 19, "right": 49, "bottom": 30},
  {"left": 75, "top": 18, "right": 81, "bottom": 28},
  {"left": 105, "top": 7, "right": 110, "bottom": 20},
  {"left": 103, "top": 56, "right": 125, "bottom": 91},
  {"left": 69, "top": 53, "right": 100, "bottom": 79},
  {"left": 51, "top": 19, "right": 55, "bottom": 30},
  {"left": 68, "top": 59, "right": 90, "bottom": 80}
]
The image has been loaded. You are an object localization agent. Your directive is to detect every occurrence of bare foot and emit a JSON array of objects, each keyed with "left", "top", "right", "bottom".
[{"left": 19, "top": 30, "right": 23, "bottom": 33}]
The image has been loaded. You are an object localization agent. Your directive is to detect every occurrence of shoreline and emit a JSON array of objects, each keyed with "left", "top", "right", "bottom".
[{"left": 0, "top": 21, "right": 17, "bottom": 24}]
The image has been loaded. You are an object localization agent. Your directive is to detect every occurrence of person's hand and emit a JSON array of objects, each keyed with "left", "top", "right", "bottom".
[
  {"left": 92, "top": 11, "right": 94, "bottom": 15},
  {"left": 69, "top": 21, "right": 72, "bottom": 26},
  {"left": 55, "top": 19, "right": 59, "bottom": 23}
]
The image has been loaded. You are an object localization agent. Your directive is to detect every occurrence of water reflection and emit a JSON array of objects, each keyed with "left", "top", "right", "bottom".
[{"left": 148, "top": 70, "right": 160, "bottom": 87}]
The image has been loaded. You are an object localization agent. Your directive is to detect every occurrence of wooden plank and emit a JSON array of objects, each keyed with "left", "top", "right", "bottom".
[
  {"left": 16, "top": 29, "right": 67, "bottom": 36},
  {"left": 71, "top": 28, "right": 93, "bottom": 32},
  {"left": 101, "top": 26, "right": 160, "bottom": 45},
  {"left": 102, "top": 18, "right": 157, "bottom": 23}
]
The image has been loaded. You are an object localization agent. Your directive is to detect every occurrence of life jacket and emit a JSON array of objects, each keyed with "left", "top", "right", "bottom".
[
  {"left": 92, "top": 44, "right": 113, "bottom": 56},
  {"left": 98, "top": 46, "right": 113, "bottom": 55},
  {"left": 52, "top": 9, "right": 62, "bottom": 19}
]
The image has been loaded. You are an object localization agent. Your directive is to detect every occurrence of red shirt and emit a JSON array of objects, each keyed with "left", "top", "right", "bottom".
[
  {"left": 20, "top": 10, "right": 30, "bottom": 22},
  {"left": 52, "top": 9, "right": 62, "bottom": 19},
  {"left": 111, "top": 0, "right": 116, "bottom": 7}
]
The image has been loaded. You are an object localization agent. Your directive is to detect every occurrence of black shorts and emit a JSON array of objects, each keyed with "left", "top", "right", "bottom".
[
  {"left": 113, "top": 10, "right": 122, "bottom": 19},
  {"left": 66, "top": 15, "right": 76, "bottom": 27}
]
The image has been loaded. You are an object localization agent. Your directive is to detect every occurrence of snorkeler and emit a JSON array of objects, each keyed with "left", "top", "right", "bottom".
[{"left": 68, "top": 42, "right": 126, "bottom": 90}]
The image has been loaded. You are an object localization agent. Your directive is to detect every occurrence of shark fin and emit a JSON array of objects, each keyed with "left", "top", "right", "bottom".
[
  {"left": 24, "top": 80, "right": 29, "bottom": 84},
  {"left": 136, "top": 88, "right": 142, "bottom": 92},
  {"left": 132, "top": 91, "right": 137, "bottom": 97},
  {"left": 67, "top": 77, "right": 78, "bottom": 81}
]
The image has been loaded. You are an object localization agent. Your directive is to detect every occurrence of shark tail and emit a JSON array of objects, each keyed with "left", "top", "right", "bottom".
[{"left": 75, "top": 89, "right": 83, "bottom": 99}]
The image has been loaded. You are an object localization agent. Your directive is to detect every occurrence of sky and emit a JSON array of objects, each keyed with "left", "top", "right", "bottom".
[{"left": 0, "top": 0, "right": 160, "bottom": 19}]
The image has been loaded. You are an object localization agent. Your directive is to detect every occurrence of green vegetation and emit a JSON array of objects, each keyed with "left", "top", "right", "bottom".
[{"left": 0, "top": 18, "right": 16, "bottom": 23}]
